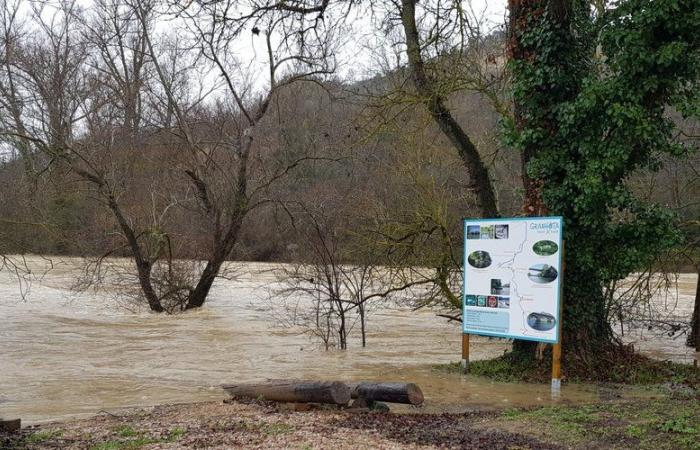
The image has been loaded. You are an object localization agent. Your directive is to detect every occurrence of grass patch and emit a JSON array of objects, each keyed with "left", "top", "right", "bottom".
[
  {"left": 613, "top": 359, "right": 700, "bottom": 386},
  {"left": 469, "top": 353, "right": 550, "bottom": 383},
  {"left": 658, "top": 416, "right": 698, "bottom": 434},
  {"left": 24, "top": 429, "right": 63, "bottom": 444},
  {"left": 114, "top": 425, "right": 138, "bottom": 437},
  {"left": 434, "top": 352, "right": 550, "bottom": 383},
  {"left": 501, "top": 404, "right": 598, "bottom": 440},
  {"left": 88, "top": 425, "right": 186, "bottom": 450},
  {"left": 492, "top": 397, "right": 700, "bottom": 450},
  {"left": 626, "top": 424, "right": 645, "bottom": 438},
  {"left": 164, "top": 426, "right": 187, "bottom": 442},
  {"left": 90, "top": 436, "right": 160, "bottom": 450},
  {"left": 262, "top": 422, "right": 294, "bottom": 435}
]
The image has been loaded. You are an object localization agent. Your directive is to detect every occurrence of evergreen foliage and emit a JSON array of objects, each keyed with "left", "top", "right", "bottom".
[{"left": 505, "top": 0, "right": 700, "bottom": 353}]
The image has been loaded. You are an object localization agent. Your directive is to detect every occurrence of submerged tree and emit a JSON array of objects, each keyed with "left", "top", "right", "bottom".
[{"left": 0, "top": 0, "right": 337, "bottom": 312}]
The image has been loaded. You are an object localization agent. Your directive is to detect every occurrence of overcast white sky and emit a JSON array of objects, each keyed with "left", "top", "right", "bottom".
[
  {"left": 233, "top": 1, "right": 510, "bottom": 87},
  {"left": 27, "top": 0, "right": 510, "bottom": 85}
]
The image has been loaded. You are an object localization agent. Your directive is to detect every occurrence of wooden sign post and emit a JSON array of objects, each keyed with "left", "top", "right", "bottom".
[
  {"left": 551, "top": 242, "right": 565, "bottom": 399},
  {"left": 551, "top": 340, "right": 562, "bottom": 398},
  {"left": 461, "top": 333, "right": 470, "bottom": 372}
]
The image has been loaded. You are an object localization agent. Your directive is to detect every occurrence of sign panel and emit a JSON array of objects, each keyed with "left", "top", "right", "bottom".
[{"left": 462, "top": 216, "right": 563, "bottom": 343}]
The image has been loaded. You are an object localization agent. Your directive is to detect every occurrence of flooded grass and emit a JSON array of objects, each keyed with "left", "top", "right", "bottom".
[{"left": 437, "top": 349, "right": 700, "bottom": 385}]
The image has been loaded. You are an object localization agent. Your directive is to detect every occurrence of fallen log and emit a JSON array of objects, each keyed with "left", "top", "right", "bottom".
[
  {"left": 349, "top": 382, "right": 424, "bottom": 405},
  {"left": 222, "top": 381, "right": 351, "bottom": 405}
]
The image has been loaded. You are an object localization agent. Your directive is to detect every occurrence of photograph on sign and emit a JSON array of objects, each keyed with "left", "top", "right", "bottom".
[{"left": 462, "top": 217, "right": 563, "bottom": 343}]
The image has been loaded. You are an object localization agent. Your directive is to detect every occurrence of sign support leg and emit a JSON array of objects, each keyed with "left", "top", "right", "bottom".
[
  {"left": 461, "top": 333, "right": 470, "bottom": 373},
  {"left": 552, "top": 240, "right": 565, "bottom": 400},
  {"left": 551, "top": 341, "right": 561, "bottom": 399}
]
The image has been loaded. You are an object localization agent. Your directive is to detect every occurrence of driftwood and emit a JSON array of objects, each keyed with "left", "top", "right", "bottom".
[
  {"left": 349, "top": 382, "right": 424, "bottom": 406},
  {"left": 0, "top": 419, "right": 21, "bottom": 433},
  {"left": 222, "top": 381, "right": 351, "bottom": 405}
]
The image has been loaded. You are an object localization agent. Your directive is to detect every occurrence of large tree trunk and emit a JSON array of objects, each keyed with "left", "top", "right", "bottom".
[
  {"left": 506, "top": 0, "right": 609, "bottom": 357},
  {"left": 185, "top": 131, "right": 251, "bottom": 310},
  {"left": 507, "top": 0, "right": 551, "bottom": 356},
  {"left": 400, "top": 0, "right": 499, "bottom": 218},
  {"left": 107, "top": 195, "right": 164, "bottom": 312},
  {"left": 185, "top": 214, "right": 245, "bottom": 309},
  {"left": 508, "top": 0, "right": 564, "bottom": 217}
]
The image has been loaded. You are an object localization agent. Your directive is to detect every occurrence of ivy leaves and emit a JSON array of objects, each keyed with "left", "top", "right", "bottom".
[{"left": 505, "top": 0, "right": 699, "bottom": 346}]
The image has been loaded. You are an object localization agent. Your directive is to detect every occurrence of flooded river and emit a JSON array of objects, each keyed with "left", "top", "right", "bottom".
[{"left": 0, "top": 258, "right": 696, "bottom": 424}]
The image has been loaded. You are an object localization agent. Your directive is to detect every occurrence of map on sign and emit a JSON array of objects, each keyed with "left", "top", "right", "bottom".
[{"left": 462, "top": 216, "right": 563, "bottom": 343}]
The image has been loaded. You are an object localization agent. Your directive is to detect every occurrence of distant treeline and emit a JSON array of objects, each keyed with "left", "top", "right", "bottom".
[{"left": 1, "top": 76, "right": 697, "bottom": 266}]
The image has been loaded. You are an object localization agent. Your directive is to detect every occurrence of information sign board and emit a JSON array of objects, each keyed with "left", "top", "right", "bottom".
[{"left": 462, "top": 216, "right": 563, "bottom": 343}]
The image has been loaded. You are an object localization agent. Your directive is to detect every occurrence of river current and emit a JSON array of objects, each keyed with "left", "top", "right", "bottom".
[{"left": 0, "top": 257, "right": 696, "bottom": 423}]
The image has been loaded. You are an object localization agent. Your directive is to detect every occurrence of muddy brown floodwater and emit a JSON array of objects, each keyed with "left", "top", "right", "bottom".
[{"left": 0, "top": 257, "right": 696, "bottom": 424}]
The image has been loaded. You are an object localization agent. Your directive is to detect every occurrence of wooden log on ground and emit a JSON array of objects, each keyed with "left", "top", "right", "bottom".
[
  {"left": 0, "top": 418, "right": 21, "bottom": 433},
  {"left": 222, "top": 381, "right": 351, "bottom": 405},
  {"left": 349, "top": 382, "right": 424, "bottom": 405}
]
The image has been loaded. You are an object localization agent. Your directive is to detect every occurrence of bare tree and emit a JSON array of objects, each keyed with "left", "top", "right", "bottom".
[
  {"left": 0, "top": 0, "right": 87, "bottom": 170},
  {"left": 224, "top": 0, "right": 505, "bottom": 218},
  {"left": 127, "top": 0, "right": 338, "bottom": 310},
  {"left": 83, "top": 0, "right": 149, "bottom": 133},
  {"left": 606, "top": 115, "right": 700, "bottom": 354},
  {"left": 273, "top": 200, "right": 433, "bottom": 349}
]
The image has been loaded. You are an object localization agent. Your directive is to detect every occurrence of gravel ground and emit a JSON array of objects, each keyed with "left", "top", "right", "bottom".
[{"left": 2, "top": 400, "right": 558, "bottom": 450}]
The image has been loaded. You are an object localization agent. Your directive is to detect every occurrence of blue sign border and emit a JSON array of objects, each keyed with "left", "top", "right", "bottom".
[{"left": 462, "top": 216, "right": 563, "bottom": 344}]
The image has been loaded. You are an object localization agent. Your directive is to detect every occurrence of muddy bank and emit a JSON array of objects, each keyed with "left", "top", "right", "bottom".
[
  {"left": 1, "top": 400, "right": 557, "bottom": 449},
  {"left": 3, "top": 394, "right": 698, "bottom": 450}
]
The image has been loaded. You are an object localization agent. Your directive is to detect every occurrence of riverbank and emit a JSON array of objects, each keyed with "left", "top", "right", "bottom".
[{"left": 3, "top": 393, "right": 698, "bottom": 450}]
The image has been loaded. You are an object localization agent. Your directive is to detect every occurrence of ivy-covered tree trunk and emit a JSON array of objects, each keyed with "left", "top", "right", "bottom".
[
  {"left": 506, "top": 0, "right": 700, "bottom": 365},
  {"left": 507, "top": 0, "right": 605, "bottom": 355}
]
